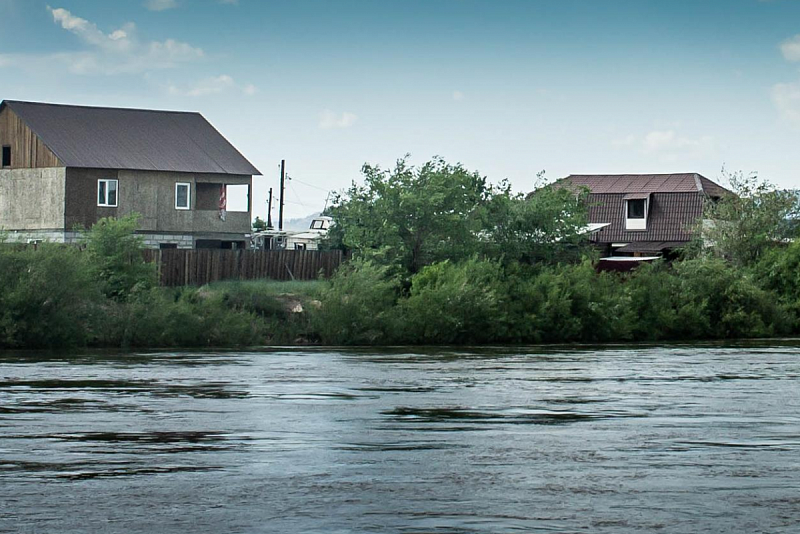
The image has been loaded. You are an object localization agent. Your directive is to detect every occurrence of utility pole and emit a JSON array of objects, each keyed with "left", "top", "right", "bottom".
[
  {"left": 266, "top": 187, "right": 274, "bottom": 229},
  {"left": 278, "top": 159, "right": 286, "bottom": 231}
]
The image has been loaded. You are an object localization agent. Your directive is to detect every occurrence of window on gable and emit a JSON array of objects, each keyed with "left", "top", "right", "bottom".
[
  {"left": 2, "top": 146, "right": 10, "bottom": 168},
  {"left": 175, "top": 182, "right": 191, "bottom": 210},
  {"left": 627, "top": 199, "right": 646, "bottom": 219},
  {"left": 97, "top": 179, "right": 118, "bottom": 207}
]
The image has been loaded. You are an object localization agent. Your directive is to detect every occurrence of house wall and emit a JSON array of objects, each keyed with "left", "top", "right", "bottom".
[
  {"left": 64, "top": 168, "right": 252, "bottom": 243},
  {"left": 0, "top": 107, "right": 62, "bottom": 169},
  {"left": 0, "top": 167, "right": 66, "bottom": 231}
]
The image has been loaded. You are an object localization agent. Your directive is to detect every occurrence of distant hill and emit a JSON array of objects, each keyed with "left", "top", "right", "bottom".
[{"left": 283, "top": 212, "right": 321, "bottom": 231}]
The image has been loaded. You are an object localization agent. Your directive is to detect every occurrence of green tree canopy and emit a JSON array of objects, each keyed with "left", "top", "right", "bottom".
[
  {"left": 325, "top": 157, "right": 589, "bottom": 274},
  {"left": 700, "top": 170, "right": 800, "bottom": 267}
]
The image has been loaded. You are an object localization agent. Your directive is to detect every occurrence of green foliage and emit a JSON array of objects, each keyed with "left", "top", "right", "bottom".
[
  {"left": 82, "top": 214, "right": 156, "bottom": 301},
  {"left": 673, "top": 258, "right": 793, "bottom": 338},
  {"left": 0, "top": 245, "right": 102, "bottom": 348},
  {"left": 398, "top": 258, "right": 507, "bottom": 344},
  {"left": 103, "top": 287, "right": 265, "bottom": 348},
  {"left": 311, "top": 259, "right": 400, "bottom": 344},
  {"left": 252, "top": 216, "right": 268, "bottom": 232},
  {"left": 753, "top": 241, "right": 800, "bottom": 314},
  {"left": 507, "top": 262, "right": 631, "bottom": 343},
  {"left": 485, "top": 177, "right": 590, "bottom": 264},
  {"left": 326, "top": 157, "right": 494, "bottom": 274},
  {"left": 700, "top": 170, "right": 800, "bottom": 267}
]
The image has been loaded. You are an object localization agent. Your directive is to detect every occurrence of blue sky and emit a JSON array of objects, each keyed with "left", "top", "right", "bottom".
[{"left": 3, "top": 0, "right": 800, "bottom": 220}]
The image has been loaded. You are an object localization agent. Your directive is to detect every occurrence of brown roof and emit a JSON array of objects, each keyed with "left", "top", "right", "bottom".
[
  {"left": 558, "top": 173, "right": 729, "bottom": 197},
  {"left": 587, "top": 192, "right": 704, "bottom": 243},
  {"left": 1, "top": 100, "right": 261, "bottom": 176}
]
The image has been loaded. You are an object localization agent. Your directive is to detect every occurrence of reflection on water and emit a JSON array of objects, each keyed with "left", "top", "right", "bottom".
[{"left": 1, "top": 344, "right": 800, "bottom": 533}]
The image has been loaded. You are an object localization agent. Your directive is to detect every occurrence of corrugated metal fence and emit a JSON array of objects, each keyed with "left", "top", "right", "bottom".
[{"left": 142, "top": 249, "right": 347, "bottom": 286}]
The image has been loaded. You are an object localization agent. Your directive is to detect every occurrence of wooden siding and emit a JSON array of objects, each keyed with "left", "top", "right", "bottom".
[
  {"left": 142, "top": 249, "right": 347, "bottom": 286},
  {"left": 0, "top": 107, "right": 62, "bottom": 169}
]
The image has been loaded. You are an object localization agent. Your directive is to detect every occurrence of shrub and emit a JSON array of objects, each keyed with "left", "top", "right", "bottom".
[
  {"left": 0, "top": 245, "right": 102, "bottom": 348},
  {"left": 398, "top": 258, "right": 507, "bottom": 344},
  {"left": 82, "top": 214, "right": 156, "bottom": 301},
  {"left": 311, "top": 259, "right": 400, "bottom": 344}
]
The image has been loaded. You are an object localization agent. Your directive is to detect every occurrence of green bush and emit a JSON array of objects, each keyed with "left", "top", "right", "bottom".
[
  {"left": 0, "top": 245, "right": 102, "bottom": 348},
  {"left": 311, "top": 259, "right": 400, "bottom": 344},
  {"left": 82, "top": 214, "right": 157, "bottom": 301},
  {"left": 103, "top": 287, "right": 265, "bottom": 348},
  {"left": 398, "top": 258, "right": 507, "bottom": 344}
]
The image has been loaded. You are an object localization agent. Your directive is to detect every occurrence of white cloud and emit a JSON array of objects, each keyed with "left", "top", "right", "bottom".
[
  {"left": 0, "top": 6, "right": 205, "bottom": 75},
  {"left": 452, "top": 90, "right": 464, "bottom": 101},
  {"left": 612, "top": 129, "right": 716, "bottom": 162},
  {"left": 772, "top": 81, "right": 800, "bottom": 125},
  {"left": 780, "top": 34, "right": 800, "bottom": 62},
  {"left": 144, "top": 0, "right": 178, "bottom": 11},
  {"left": 319, "top": 110, "right": 358, "bottom": 129},
  {"left": 167, "top": 75, "right": 256, "bottom": 97}
]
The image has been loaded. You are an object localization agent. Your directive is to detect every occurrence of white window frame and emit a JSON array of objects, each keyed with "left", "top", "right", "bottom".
[
  {"left": 625, "top": 198, "right": 648, "bottom": 231},
  {"left": 97, "top": 179, "right": 119, "bottom": 207},
  {"left": 175, "top": 182, "right": 191, "bottom": 210}
]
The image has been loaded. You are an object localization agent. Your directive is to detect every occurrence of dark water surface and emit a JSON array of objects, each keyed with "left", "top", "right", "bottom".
[{"left": 1, "top": 344, "right": 799, "bottom": 533}]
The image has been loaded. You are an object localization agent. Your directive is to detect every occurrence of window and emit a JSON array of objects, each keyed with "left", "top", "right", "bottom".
[
  {"left": 310, "top": 219, "right": 329, "bottom": 230},
  {"left": 175, "top": 182, "right": 191, "bottom": 210},
  {"left": 97, "top": 179, "right": 118, "bottom": 207},
  {"left": 627, "top": 199, "right": 646, "bottom": 219},
  {"left": 295, "top": 243, "right": 307, "bottom": 250},
  {"left": 2, "top": 146, "right": 10, "bottom": 168}
]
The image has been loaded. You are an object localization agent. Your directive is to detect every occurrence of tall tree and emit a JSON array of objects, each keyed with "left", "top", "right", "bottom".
[
  {"left": 700, "top": 170, "right": 800, "bottom": 267},
  {"left": 326, "top": 157, "right": 589, "bottom": 273}
]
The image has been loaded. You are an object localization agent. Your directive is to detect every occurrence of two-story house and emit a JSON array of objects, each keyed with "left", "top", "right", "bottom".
[
  {"left": 556, "top": 173, "right": 730, "bottom": 258},
  {"left": 0, "top": 100, "right": 261, "bottom": 249}
]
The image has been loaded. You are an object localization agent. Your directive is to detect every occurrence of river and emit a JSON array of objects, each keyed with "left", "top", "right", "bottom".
[{"left": 1, "top": 344, "right": 799, "bottom": 533}]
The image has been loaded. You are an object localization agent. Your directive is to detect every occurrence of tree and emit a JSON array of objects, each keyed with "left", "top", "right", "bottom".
[
  {"left": 485, "top": 175, "right": 590, "bottom": 264},
  {"left": 326, "top": 157, "right": 493, "bottom": 273},
  {"left": 252, "top": 216, "right": 268, "bottom": 232},
  {"left": 700, "top": 170, "right": 800, "bottom": 267},
  {"left": 82, "top": 214, "right": 157, "bottom": 301},
  {"left": 327, "top": 157, "right": 591, "bottom": 274}
]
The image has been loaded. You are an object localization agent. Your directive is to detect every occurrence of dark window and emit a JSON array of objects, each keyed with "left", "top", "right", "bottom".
[
  {"left": 159, "top": 243, "right": 178, "bottom": 249},
  {"left": 627, "top": 199, "right": 646, "bottom": 219},
  {"left": 2, "top": 146, "right": 10, "bottom": 168}
]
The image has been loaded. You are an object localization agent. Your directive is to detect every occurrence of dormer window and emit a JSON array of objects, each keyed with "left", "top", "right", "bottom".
[
  {"left": 627, "top": 199, "right": 646, "bottom": 219},
  {"left": 624, "top": 193, "right": 649, "bottom": 230}
]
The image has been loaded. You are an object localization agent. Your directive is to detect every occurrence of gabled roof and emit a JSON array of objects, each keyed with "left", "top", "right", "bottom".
[
  {"left": 0, "top": 100, "right": 261, "bottom": 176},
  {"left": 558, "top": 173, "right": 729, "bottom": 197}
]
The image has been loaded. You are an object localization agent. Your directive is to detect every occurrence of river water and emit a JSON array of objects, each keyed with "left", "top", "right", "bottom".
[{"left": 1, "top": 344, "right": 799, "bottom": 533}]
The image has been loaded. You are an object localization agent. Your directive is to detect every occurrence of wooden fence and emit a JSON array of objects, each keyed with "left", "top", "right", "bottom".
[{"left": 141, "top": 249, "right": 347, "bottom": 286}]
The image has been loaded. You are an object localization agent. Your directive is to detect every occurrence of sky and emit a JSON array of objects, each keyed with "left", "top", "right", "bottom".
[{"left": 3, "top": 0, "right": 800, "bottom": 221}]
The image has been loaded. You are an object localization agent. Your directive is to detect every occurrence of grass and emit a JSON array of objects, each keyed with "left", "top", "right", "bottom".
[{"left": 206, "top": 279, "right": 326, "bottom": 299}]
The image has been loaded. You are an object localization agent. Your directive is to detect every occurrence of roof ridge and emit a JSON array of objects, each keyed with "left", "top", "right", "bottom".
[{"left": 3, "top": 100, "right": 201, "bottom": 116}]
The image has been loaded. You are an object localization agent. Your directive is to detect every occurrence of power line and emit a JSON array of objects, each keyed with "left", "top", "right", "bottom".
[{"left": 287, "top": 175, "right": 332, "bottom": 193}]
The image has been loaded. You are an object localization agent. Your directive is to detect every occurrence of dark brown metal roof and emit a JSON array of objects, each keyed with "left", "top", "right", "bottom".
[
  {"left": 587, "top": 192, "right": 704, "bottom": 243},
  {"left": 558, "top": 173, "right": 729, "bottom": 196},
  {"left": 1, "top": 100, "right": 261, "bottom": 176}
]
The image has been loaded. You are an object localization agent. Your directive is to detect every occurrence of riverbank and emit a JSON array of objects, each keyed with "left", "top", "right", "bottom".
[{"left": 4, "top": 249, "right": 800, "bottom": 350}]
